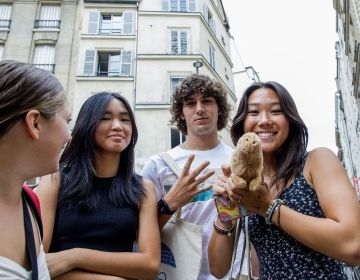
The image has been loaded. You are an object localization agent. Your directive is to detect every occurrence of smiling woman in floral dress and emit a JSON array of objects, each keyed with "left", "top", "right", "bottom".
[{"left": 209, "top": 81, "right": 360, "bottom": 279}]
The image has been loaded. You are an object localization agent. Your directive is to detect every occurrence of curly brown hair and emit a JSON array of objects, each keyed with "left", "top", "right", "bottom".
[{"left": 170, "top": 74, "right": 231, "bottom": 135}]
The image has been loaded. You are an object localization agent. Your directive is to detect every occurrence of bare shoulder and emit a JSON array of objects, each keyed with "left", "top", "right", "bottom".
[
  {"left": 307, "top": 147, "right": 338, "bottom": 165},
  {"left": 36, "top": 171, "right": 61, "bottom": 194},
  {"left": 141, "top": 177, "right": 157, "bottom": 198}
]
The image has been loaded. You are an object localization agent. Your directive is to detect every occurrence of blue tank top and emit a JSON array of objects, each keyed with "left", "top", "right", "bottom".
[
  {"left": 49, "top": 176, "right": 139, "bottom": 253},
  {"left": 247, "top": 174, "right": 347, "bottom": 279}
]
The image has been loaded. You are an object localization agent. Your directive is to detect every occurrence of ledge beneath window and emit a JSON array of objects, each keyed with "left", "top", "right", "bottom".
[
  {"left": 81, "top": 34, "right": 135, "bottom": 40},
  {"left": 135, "top": 103, "right": 171, "bottom": 110},
  {"left": 76, "top": 76, "right": 134, "bottom": 81},
  {"left": 84, "top": 0, "right": 139, "bottom": 3}
]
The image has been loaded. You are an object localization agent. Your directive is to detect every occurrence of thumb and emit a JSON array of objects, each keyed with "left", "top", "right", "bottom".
[{"left": 221, "top": 164, "right": 231, "bottom": 177}]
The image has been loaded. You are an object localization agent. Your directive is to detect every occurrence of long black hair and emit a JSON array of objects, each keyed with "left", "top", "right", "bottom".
[
  {"left": 231, "top": 81, "right": 308, "bottom": 189},
  {"left": 59, "top": 92, "right": 144, "bottom": 210}
]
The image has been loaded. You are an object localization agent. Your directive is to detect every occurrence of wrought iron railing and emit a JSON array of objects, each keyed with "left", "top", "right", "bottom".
[
  {"left": 0, "top": 19, "right": 11, "bottom": 29},
  {"left": 33, "top": 64, "right": 55, "bottom": 74},
  {"left": 34, "top": 20, "right": 61, "bottom": 29}
]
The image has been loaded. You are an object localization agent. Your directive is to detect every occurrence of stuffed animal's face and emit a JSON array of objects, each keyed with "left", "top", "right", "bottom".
[{"left": 236, "top": 132, "right": 262, "bottom": 165}]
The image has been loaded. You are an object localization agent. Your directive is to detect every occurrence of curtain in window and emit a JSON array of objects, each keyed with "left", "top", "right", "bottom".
[
  {"left": 0, "top": 4, "right": 12, "bottom": 28},
  {"left": 33, "top": 45, "right": 56, "bottom": 72},
  {"left": 39, "top": 4, "right": 61, "bottom": 28}
]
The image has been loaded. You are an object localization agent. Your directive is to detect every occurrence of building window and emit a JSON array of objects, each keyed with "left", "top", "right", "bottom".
[
  {"left": 209, "top": 44, "right": 215, "bottom": 69},
  {"left": 34, "top": 4, "right": 61, "bottom": 29},
  {"left": 162, "top": 0, "right": 196, "bottom": 12},
  {"left": 0, "top": 4, "right": 12, "bottom": 29},
  {"left": 170, "top": 30, "right": 189, "bottom": 54},
  {"left": 83, "top": 49, "right": 133, "bottom": 77},
  {"left": 87, "top": 11, "right": 134, "bottom": 35},
  {"left": 171, "top": 127, "right": 186, "bottom": 148},
  {"left": 0, "top": 45, "right": 4, "bottom": 60},
  {"left": 33, "top": 45, "right": 56, "bottom": 73},
  {"left": 203, "top": 4, "right": 216, "bottom": 34}
]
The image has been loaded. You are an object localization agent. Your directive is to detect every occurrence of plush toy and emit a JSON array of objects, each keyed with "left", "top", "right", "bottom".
[{"left": 230, "top": 132, "right": 263, "bottom": 191}]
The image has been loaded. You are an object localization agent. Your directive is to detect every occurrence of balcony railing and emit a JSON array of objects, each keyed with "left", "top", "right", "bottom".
[
  {"left": 34, "top": 20, "right": 61, "bottom": 29},
  {"left": 99, "top": 28, "right": 123, "bottom": 35},
  {"left": 33, "top": 64, "right": 55, "bottom": 74},
  {"left": 0, "top": 19, "right": 11, "bottom": 29}
]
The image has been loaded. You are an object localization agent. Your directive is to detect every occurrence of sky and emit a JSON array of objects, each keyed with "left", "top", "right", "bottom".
[{"left": 221, "top": 0, "right": 338, "bottom": 152}]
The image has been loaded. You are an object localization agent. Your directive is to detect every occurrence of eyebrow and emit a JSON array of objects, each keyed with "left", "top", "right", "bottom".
[
  {"left": 248, "top": 101, "right": 281, "bottom": 106},
  {"left": 103, "top": 111, "right": 130, "bottom": 116}
]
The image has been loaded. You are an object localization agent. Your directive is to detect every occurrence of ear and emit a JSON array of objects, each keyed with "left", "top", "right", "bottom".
[{"left": 24, "top": 110, "right": 41, "bottom": 140}]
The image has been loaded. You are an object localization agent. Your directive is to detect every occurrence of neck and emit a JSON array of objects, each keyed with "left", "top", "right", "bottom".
[
  {"left": 94, "top": 153, "right": 120, "bottom": 178},
  {"left": 181, "top": 133, "right": 220, "bottom": 151}
]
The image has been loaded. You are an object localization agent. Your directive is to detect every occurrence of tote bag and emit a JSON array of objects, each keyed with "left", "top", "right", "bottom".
[{"left": 156, "top": 152, "right": 203, "bottom": 280}]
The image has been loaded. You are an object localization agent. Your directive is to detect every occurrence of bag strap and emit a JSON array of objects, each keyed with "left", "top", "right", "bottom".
[
  {"left": 22, "top": 192, "right": 39, "bottom": 280},
  {"left": 158, "top": 152, "right": 181, "bottom": 177},
  {"left": 157, "top": 152, "right": 182, "bottom": 219},
  {"left": 245, "top": 216, "right": 252, "bottom": 278},
  {"left": 23, "top": 185, "right": 43, "bottom": 239},
  {"left": 229, "top": 219, "right": 242, "bottom": 278}
]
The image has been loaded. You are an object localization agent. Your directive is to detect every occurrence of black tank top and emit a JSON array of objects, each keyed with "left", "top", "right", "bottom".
[{"left": 49, "top": 176, "right": 139, "bottom": 253}]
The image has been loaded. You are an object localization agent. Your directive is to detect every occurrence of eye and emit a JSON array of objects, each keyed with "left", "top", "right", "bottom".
[
  {"left": 101, "top": 116, "right": 111, "bottom": 121},
  {"left": 271, "top": 109, "right": 283, "bottom": 115},
  {"left": 247, "top": 110, "right": 258, "bottom": 116}
]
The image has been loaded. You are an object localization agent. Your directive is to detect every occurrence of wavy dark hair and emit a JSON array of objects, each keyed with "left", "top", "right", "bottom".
[
  {"left": 231, "top": 81, "right": 308, "bottom": 189},
  {"left": 59, "top": 92, "right": 144, "bottom": 210},
  {"left": 170, "top": 74, "right": 231, "bottom": 135}
]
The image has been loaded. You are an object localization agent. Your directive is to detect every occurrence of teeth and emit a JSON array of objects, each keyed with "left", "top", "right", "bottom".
[{"left": 257, "top": 132, "right": 274, "bottom": 137}]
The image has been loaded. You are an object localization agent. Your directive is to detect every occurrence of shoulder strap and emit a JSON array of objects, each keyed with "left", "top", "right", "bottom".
[
  {"left": 23, "top": 185, "right": 43, "bottom": 239},
  {"left": 158, "top": 152, "right": 181, "bottom": 178}
]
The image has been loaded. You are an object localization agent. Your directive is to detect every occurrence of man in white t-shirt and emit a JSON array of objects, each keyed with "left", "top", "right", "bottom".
[{"left": 142, "top": 74, "right": 247, "bottom": 280}]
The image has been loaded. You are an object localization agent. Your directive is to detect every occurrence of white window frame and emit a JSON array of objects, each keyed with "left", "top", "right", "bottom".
[
  {"left": 83, "top": 49, "right": 133, "bottom": 76},
  {"left": 37, "top": 4, "right": 61, "bottom": 29},
  {"left": 0, "top": 45, "right": 4, "bottom": 61},
  {"left": 87, "top": 11, "right": 134, "bottom": 35},
  {"left": 169, "top": 75, "right": 185, "bottom": 102},
  {"left": 162, "top": 0, "right": 195, "bottom": 12},
  {"left": 169, "top": 29, "right": 189, "bottom": 55},
  {"left": 33, "top": 45, "right": 56, "bottom": 73},
  {"left": 0, "top": 4, "right": 12, "bottom": 30},
  {"left": 209, "top": 43, "right": 215, "bottom": 69}
]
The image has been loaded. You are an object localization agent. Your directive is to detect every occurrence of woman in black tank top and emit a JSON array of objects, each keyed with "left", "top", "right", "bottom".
[{"left": 37, "top": 93, "right": 160, "bottom": 279}]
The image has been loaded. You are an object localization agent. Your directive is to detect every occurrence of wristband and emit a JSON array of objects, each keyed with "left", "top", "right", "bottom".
[
  {"left": 157, "top": 198, "right": 176, "bottom": 215},
  {"left": 265, "top": 199, "right": 284, "bottom": 225},
  {"left": 213, "top": 221, "right": 235, "bottom": 237}
]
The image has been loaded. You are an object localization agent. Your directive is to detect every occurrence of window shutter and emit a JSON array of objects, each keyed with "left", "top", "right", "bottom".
[
  {"left": 170, "top": 0, "right": 178, "bottom": 11},
  {"left": 123, "top": 11, "right": 134, "bottom": 35},
  {"left": 120, "top": 50, "right": 132, "bottom": 76},
  {"left": 170, "top": 31, "right": 178, "bottom": 54},
  {"left": 180, "top": 0, "right": 186, "bottom": 11},
  {"left": 83, "top": 49, "right": 96, "bottom": 75},
  {"left": 202, "top": 4, "right": 208, "bottom": 19},
  {"left": 87, "top": 11, "right": 100, "bottom": 34},
  {"left": 188, "top": 0, "right": 195, "bottom": 11},
  {"left": 161, "top": 0, "right": 169, "bottom": 11}
]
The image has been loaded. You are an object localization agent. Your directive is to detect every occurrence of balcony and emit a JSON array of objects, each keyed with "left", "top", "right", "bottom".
[
  {"left": 34, "top": 20, "right": 61, "bottom": 29},
  {"left": 33, "top": 64, "right": 55, "bottom": 74},
  {"left": 0, "top": 19, "right": 11, "bottom": 29}
]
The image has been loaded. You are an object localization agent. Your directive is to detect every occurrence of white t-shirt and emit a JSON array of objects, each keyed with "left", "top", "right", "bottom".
[{"left": 142, "top": 142, "right": 247, "bottom": 280}]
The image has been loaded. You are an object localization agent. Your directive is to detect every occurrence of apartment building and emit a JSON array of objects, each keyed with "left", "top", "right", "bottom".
[
  {"left": 333, "top": 0, "right": 360, "bottom": 196},
  {"left": 0, "top": 0, "right": 236, "bottom": 171}
]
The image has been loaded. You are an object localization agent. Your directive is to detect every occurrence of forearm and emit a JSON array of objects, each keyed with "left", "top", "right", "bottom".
[
  {"left": 69, "top": 249, "right": 159, "bottom": 280},
  {"left": 53, "top": 269, "right": 130, "bottom": 280},
  {"left": 208, "top": 219, "right": 235, "bottom": 278}
]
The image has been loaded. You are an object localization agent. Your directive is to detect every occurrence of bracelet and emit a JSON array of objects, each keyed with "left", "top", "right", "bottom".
[
  {"left": 265, "top": 199, "right": 284, "bottom": 225},
  {"left": 213, "top": 221, "right": 235, "bottom": 237}
]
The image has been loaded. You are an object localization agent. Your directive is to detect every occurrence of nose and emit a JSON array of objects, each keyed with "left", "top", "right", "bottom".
[
  {"left": 195, "top": 101, "right": 205, "bottom": 114},
  {"left": 111, "top": 118, "right": 124, "bottom": 130},
  {"left": 259, "top": 112, "right": 272, "bottom": 126}
]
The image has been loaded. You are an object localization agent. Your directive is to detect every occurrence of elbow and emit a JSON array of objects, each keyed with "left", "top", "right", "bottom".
[
  {"left": 340, "top": 239, "right": 360, "bottom": 266},
  {"left": 209, "top": 267, "right": 227, "bottom": 279},
  {"left": 208, "top": 256, "right": 228, "bottom": 279},
  {"left": 142, "top": 258, "right": 160, "bottom": 280}
]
